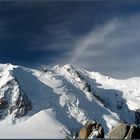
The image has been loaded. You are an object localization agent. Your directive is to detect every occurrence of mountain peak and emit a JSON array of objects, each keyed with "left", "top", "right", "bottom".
[{"left": 0, "top": 64, "right": 140, "bottom": 138}]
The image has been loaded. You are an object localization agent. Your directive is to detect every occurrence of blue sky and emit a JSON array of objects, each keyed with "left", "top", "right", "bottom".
[{"left": 0, "top": 1, "right": 140, "bottom": 78}]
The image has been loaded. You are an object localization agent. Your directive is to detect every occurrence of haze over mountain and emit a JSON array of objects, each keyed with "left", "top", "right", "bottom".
[{"left": 0, "top": 63, "right": 139, "bottom": 138}]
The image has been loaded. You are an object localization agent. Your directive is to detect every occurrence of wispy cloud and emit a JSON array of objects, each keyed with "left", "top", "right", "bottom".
[
  {"left": 67, "top": 14, "right": 140, "bottom": 78},
  {"left": 69, "top": 18, "right": 119, "bottom": 64}
]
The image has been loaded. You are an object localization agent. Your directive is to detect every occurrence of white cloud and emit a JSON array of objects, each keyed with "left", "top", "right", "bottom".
[
  {"left": 70, "top": 18, "right": 120, "bottom": 64},
  {"left": 68, "top": 14, "right": 140, "bottom": 78}
]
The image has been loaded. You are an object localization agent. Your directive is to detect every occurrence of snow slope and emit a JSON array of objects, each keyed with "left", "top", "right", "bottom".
[
  {"left": 0, "top": 63, "right": 139, "bottom": 138},
  {"left": 0, "top": 109, "right": 68, "bottom": 138}
]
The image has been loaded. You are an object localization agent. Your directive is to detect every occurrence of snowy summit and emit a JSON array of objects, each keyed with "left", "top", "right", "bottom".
[{"left": 0, "top": 63, "right": 140, "bottom": 138}]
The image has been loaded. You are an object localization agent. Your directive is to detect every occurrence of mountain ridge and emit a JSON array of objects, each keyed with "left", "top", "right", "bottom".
[{"left": 0, "top": 63, "right": 139, "bottom": 138}]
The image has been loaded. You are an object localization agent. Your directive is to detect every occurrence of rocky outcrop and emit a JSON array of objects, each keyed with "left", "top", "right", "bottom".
[
  {"left": 78, "top": 120, "right": 104, "bottom": 139},
  {"left": 0, "top": 77, "right": 32, "bottom": 119},
  {"left": 0, "top": 97, "right": 8, "bottom": 109},
  {"left": 8, "top": 77, "right": 32, "bottom": 118},
  {"left": 109, "top": 123, "right": 140, "bottom": 139},
  {"left": 9, "top": 90, "right": 32, "bottom": 118},
  {"left": 66, "top": 68, "right": 107, "bottom": 106}
]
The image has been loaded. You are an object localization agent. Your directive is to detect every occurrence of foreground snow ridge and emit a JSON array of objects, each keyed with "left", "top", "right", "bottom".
[{"left": 0, "top": 63, "right": 139, "bottom": 138}]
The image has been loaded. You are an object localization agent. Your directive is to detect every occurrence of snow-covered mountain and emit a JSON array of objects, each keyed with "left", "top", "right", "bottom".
[{"left": 0, "top": 63, "right": 139, "bottom": 138}]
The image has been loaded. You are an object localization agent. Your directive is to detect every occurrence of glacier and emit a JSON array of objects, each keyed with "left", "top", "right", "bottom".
[{"left": 0, "top": 63, "right": 139, "bottom": 138}]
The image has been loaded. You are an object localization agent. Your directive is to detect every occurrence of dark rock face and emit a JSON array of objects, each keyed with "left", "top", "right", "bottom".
[
  {"left": 0, "top": 77, "right": 32, "bottom": 119},
  {"left": 8, "top": 78, "right": 32, "bottom": 118},
  {"left": 43, "top": 68, "right": 47, "bottom": 72},
  {"left": 109, "top": 123, "right": 140, "bottom": 139},
  {"left": 0, "top": 97, "right": 8, "bottom": 109},
  {"left": 135, "top": 109, "right": 140, "bottom": 124},
  {"left": 9, "top": 91, "right": 32, "bottom": 118},
  {"left": 78, "top": 120, "right": 104, "bottom": 139},
  {"left": 96, "top": 124, "right": 104, "bottom": 138},
  {"left": 130, "top": 125, "right": 140, "bottom": 139}
]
